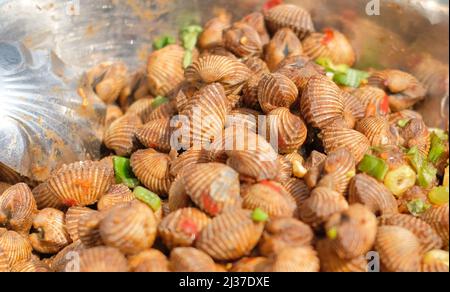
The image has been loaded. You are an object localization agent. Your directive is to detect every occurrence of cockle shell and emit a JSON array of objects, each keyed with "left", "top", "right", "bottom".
[
  {"left": 242, "top": 75, "right": 264, "bottom": 110},
  {"left": 47, "top": 160, "right": 114, "bottom": 207},
  {"left": 240, "top": 12, "right": 270, "bottom": 45},
  {"left": 168, "top": 176, "right": 194, "bottom": 212},
  {"left": 32, "top": 182, "right": 65, "bottom": 210},
  {"left": 97, "top": 184, "right": 135, "bottom": 211},
  {"left": 103, "top": 114, "right": 143, "bottom": 156},
  {"left": 105, "top": 104, "right": 124, "bottom": 128},
  {"left": 0, "top": 163, "right": 24, "bottom": 185},
  {"left": 243, "top": 57, "right": 270, "bottom": 76},
  {"left": 136, "top": 118, "right": 173, "bottom": 153},
  {"left": 352, "top": 86, "right": 389, "bottom": 116},
  {"left": 130, "top": 149, "right": 172, "bottom": 196},
  {"left": 316, "top": 239, "right": 368, "bottom": 272},
  {"left": 317, "top": 148, "right": 356, "bottom": 195},
  {"left": 388, "top": 109, "right": 423, "bottom": 125},
  {"left": 282, "top": 178, "right": 310, "bottom": 210},
  {"left": 182, "top": 162, "right": 241, "bottom": 216},
  {"left": 225, "top": 108, "right": 260, "bottom": 133},
  {"left": 146, "top": 99, "right": 178, "bottom": 122},
  {"left": 198, "top": 14, "right": 231, "bottom": 49},
  {"left": 267, "top": 108, "right": 307, "bottom": 154},
  {"left": 0, "top": 230, "right": 32, "bottom": 267},
  {"left": 265, "top": 28, "right": 303, "bottom": 71},
  {"left": 0, "top": 183, "right": 37, "bottom": 235},
  {"left": 11, "top": 257, "right": 51, "bottom": 272},
  {"left": 170, "top": 148, "right": 211, "bottom": 179},
  {"left": 400, "top": 118, "right": 431, "bottom": 157},
  {"left": 170, "top": 247, "right": 216, "bottom": 272},
  {"left": 231, "top": 257, "right": 268, "bottom": 272},
  {"left": 421, "top": 204, "right": 449, "bottom": 251},
  {"left": 320, "top": 127, "right": 370, "bottom": 162},
  {"left": 304, "top": 150, "right": 328, "bottom": 170},
  {"left": 223, "top": 22, "right": 263, "bottom": 58},
  {"left": 118, "top": 70, "right": 151, "bottom": 109},
  {"left": 77, "top": 210, "right": 106, "bottom": 248},
  {"left": 275, "top": 155, "right": 292, "bottom": 183},
  {"left": 128, "top": 249, "right": 170, "bottom": 272},
  {"left": 355, "top": 116, "right": 394, "bottom": 147},
  {"left": 158, "top": 207, "right": 210, "bottom": 249},
  {"left": 257, "top": 246, "right": 320, "bottom": 272},
  {"left": 126, "top": 98, "right": 154, "bottom": 123},
  {"left": 65, "top": 206, "right": 96, "bottom": 242},
  {"left": 264, "top": 4, "right": 315, "bottom": 39},
  {"left": 421, "top": 250, "right": 449, "bottom": 272},
  {"left": 276, "top": 55, "right": 324, "bottom": 92},
  {"left": 48, "top": 240, "right": 85, "bottom": 272},
  {"left": 258, "top": 73, "right": 298, "bottom": 114},
  {"left": 341, "top": 91, "right": 366, "bottom": 125},
  {"left": 0, "top": 247, "right": 9, "bottom": 272},
  {"left": 78, "top": 246, "right": 129, "bottom": 272}
]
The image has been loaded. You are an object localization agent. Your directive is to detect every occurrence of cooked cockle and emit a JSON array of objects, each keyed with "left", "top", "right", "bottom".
[
  {"left": 200, "top": 46, "right": 238, "bottom": 59},
  {"left": 388, "top": 109, "right": 424, "bottom": 125},
  {"left": 243, "top": 57, "right": 270, "bottom": 75},
  {"left": 242, "top": 75, "right": 264, "bottom": 110},
  {"left": 355, "top": 116, "right": 395, "bottom": 147},
  {"left": 375, "top": 225, "right": 421, "bottom": 272},
  {"left": 0, "top": 230, "right": 33, "bottom": 267},
  {"left": 47, "top": 160, "right": 114, "bottom": 207},
  {"left": 352, "top": 86, "right": 390, "bottom": 116},
  {"left": 223, "top": 22, "right": 263, "bottom": 58},
  {"left": 97, "top": 184, "right": 135, "bottom": 211},
  {"left": 0, "top": 182, "right": 10, "bottom": 196},
  {"left": 182, "top": 162, "right": 241, "bottom": 216},
  {"left": 276, "top": 55, "right": 324, "bottom": 92},
  {"left": 379, "top": 213, "right": 443, "bottom": 254},
  {"left": 421, "top": 203, "right": 449, "bottom": 250},
  {"left": 317, "top": 148, "right": 356, "bottom": 195},
  {"left": 397, "top": 186, "right": 429, "bottom": 214},
  {"left": 65, "top": 206, "right": 96, "bottom": 242},
  {"left": 368, "top": 69, "right": 427, "bottom": 112},
  {"left": 118, "top": 70, "right": 151, "bottom": 110},
  {"left": 242, "top": 180, "right": 297, "bottom": 218},
  {"left": 259, "top": 217, "right": 313, "bottom": 256},
  {"left": 304, "top": 150, "right": 328, "bottom": 170},
  {"left": 240, "top": 12, "right": 270, "bottom": 46},
  {"left": 0, "top": 163, "right": 24, "bottom": 185},
  {"left": 267, "top": 108, "right": 307, "bottom": 154},
  {"left": 325, "top": 204, "right": 377, "bottom": 259},
  {"left": 302, "top": 28, "right": 356, "bottom": 66},
  {"left": 185, "top": 54, "right": 252, "bottom": 95},
  {"left": 128, "top": 249, "right": 170, "bottom": 272},
  {"left": 169, "top": 149, "right": 211, "bottom": 178},
  {"left": 49, "top": 240, "right": 85, "bottom": 272},
  {"left": 158, "top": 207, "right": 210, "bottom": 249},
  {"left": 282, "top": 178, "right": 310, "bottom": 210},
  {"left": 226, "top": 94, "right": 241, "bottom": 111},
  {"left": 105, "top": 104, "right": 124, "bottom": 127},
  {"left": 174, "top": 82, "right": 197, "bottom": 113},
  {"left": 198, "top": 13, "right": 231, "bottom": 49},
  {"left": 275, "top": 155, "right": 292, "bottom": 183},
  {"left": 11, "top": 257, "right": 51, "bottom": 272},
  {"left": 341, "top": 91, "right": 366, "bottom": 125},
  {"left": 130, "top": 149, "right": 172, "bottom": 196},
  {"left": 225, "top": 108, "right": 260, "bottom": 133},
  {"left": 316, "top": 239, "right": 368, "bottom": 272},
  {"left": 125, "top": 98, "right": 154, "bottom": 123},
  {"left": 421, "top": 250, "right": 449, "bottom": 272},
  {"left": 0, "top": 247, "right": 10, "bottom": 272},
  {"left": 145, "top": 99, "right": 178, "bottom": 122},
  {"left": 256, "top": 246, "right": 320, "bottom": 272},
  {"left": 77, "top": 246, "right": 129, "bottom": 272},
  {"left": 77, "top": 210, "right": 107, "bottom": 248},
  {"left": 147, "top": 44, "right": 187, "bottom": 97},
  {"left": 349, "top": 174, "right": 398, "bottom": 216},
  {"left": 170, "top": 247, "right": 216, "bottom": 272},
  {"left": 104, "top": 114, "right": 143, "bottom": 156},
  {"left": 231, "top": 257, "right": 268, "bottom": 272},
  {"left": 299, "top": 187, "right": 349, "bottom": 228},
  {"left": 264, "top": 28, "right": 303, "bottom": 71},
  {"left": 264, "top": 4, "right": 315, "bottom": 39},
  {"left": 135, "top": 118, "right": 173, "bottom": 153},
  {"left": 399, "top": 118, "right": 431, "bottom": 157},
  {"left": 320, "top": 126, "right": 370, "bottom": 162},
  {"left": 29, "top": 208, "right": 71, "bottom": 254},
  {"left": 0, "top": 183, "right": 37, "bottom": 235},
  {"left": 284, "top": 152, "right": 307, "bottom": 180},
  {"left": 258, "top": 73, "right": 298, "bottom": 114},
  {"left": 196, "top": 209, "right": 265, "bottom": 261}
]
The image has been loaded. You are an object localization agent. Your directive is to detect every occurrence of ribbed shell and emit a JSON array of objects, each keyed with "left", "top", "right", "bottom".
[
  {"left": 267, "top": 108, "right": 307, "bottom": 154},
  {"left": 400, "top": 118, "right": 430, "bottom": 157},
  {"left": 225, "top": 108, "right": 260, "bottom": 133},
  {"left": 242, "top": 74, "right": 264, "bottom": 110},
  {"left": 352, "top": 86, "right": 389, "bottom": 116},
  {"left": 32, "top": 182, "right": 65, "bottom": 210},
  {"left": 299, "top": 187, "right": 349, "bottom": 228},
  {"left": 421, "top": 250, "right": 450, "bottom": 272},
  {"left": 0, "top": 183, "right": 37, "bottom": 234},
  {"left": 316, "top": 239, "right": 368, "bottom": 272},
  {"left": 264, "top": 4, "right": 315, "bottom": 39},
  {"left": 421, "top": 204, "right": 449, "bottom": 251},
  {"left": 29, "top": 208, "right": 71, "bottom": 254},
  {"left": 147, "top": 44, "right": 185, "bottom": 97},
  {"left": 389, "top": 109, "right": 423, "bottom": 125},
  {"left": 78, "top": 246, "right": 128, "bottom": 272},
  {"left": 258, "top": 73, "right": 298, "bottom": 114},
  {"left": 318, "top": 148, "right": 355, "bottom": 195},
  {"left": 47, "top": 161, "right": 114, "bottom": 207},
  {"left": 259, "top": 217, "right": 313, "bottom": 256},
  {"left": 103, "top": 114, "right": 142, "bottom": 156},
  {"left": 100, "top": 201, "right": 157, "bottom": 255},
  {"left": 185, "top": 55, "right": 252, "bottom": 95},
  {"left": 240, "top": 12, "right": 270, "bottom": 45},
  {"left": 257, "top": 246, "right": 320, "bottom": 272},
  {"left": 379, "top": 214, "right": 443, "bottom": 254},
  {"left": 320, "top": 127, "right": 370, "bottom": 162},
  {"left": 341, "top": 91, "right": 366, "bottom": 124},
  {"left": 0, "top": 247, "right": 9, "bottom": 272},
  {"left": 65, "top": 206, "right": 96, "bottom": 242},
  {"left": 355, "top": 116, "right": 394, "bottom": 147},
  {"left": 302, "top": 28, "right": 356, "bottom": 66},
  {"left": 325, "top": 204, "right": 378, "bottom": 259},
  {"left": 196, "top": 209, "right": 264, "bottom": 261},
  {"left": 275, "top": 155, "right": 292, "bottom": 184},
  {"left": 170, "top": 247, "right": 216, "bottom": 272},
  {"left": 223, "top": 22, "right": 263, "bottom": 58},
  {"left": 349, "top": 174, "right": 398, "bottom": 215},
  {"left": 243, "top": 57, "right": 270, "bottom": 75},
  {"left": 84, "top": 62, "right": 128, "bottom": 104},
  {"left": 105, "top": 104, "right": 123, "bottom": 128},
  {"left": 136, "top": 118, "right": 173, "bottom": 153},
  {"left": 276, "top": 57, "right": 324, "bottom": 92},
  {"left": 231, "top": 257, "right": 268, "bottom": 272},
  {"left": 11, "top": 257, "right": 51, "bottom": 272},
  {"left": 375, "top": 226, "right": 421, "bottom": 272},
  {"left": 158, "top": 207, "right": 210, "bottom": 249},
  {"left": 168, "top": 176, "right": 194, "bottom": 212},
  {"left": 0, "top": 230, "right": 32, "bottom": 267},
  {"left": 97, "top": 184, "right": 135, "bottom": 211},
  {"left": 0, "top": 163, "right": 23, "bottom": 185},
  {"left": 126, "top": 98, "right": 154, "bottom": 123},
  {"left": 130, "top": 149, "right": 172, "bottom": 196},
  {"left": 49, "top": 240, "right": 85, "bottom": 272},
  {"left": 304, "top": 150, "right": 327, "bottom": 170},
  {"left": 198, "top": 14, "right": 231, "bottom": 49},
  {"left": 265, "top": 28, "right": 303, "bottom": 71},
  {"left": 300, "top": 75, "right": 345, "bottom": 129},
  {"left": 128, "top": 249, "right": 170, "bottom": 272},
  {"left": 77, "top": 210, "right": 106, "bottom": 247},
  {"left": 146, "top": 100, "right": 178, "bottom": 122},
  {"left": 183, "top": 163, "right": 241, "bottom": 216},
  {"left": 282, "top": 178, "right": 310, "bottom": 210},
  {"left": 242, "top": 180, "right": 297, "bottom": 218}
]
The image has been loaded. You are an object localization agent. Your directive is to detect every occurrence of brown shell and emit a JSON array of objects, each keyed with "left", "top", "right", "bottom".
[
  {"left": 0, "top": 183, "right": 37, "bottom": 234},
  {"left": 240, "top": 12, "right": 270, "bottom": 45},
  {"left": 65, "top": 206, "right": 96, "bottom": 242},
  {"left": 47, "top": 161, "right": 114, "bottom": 207},
  {"left": 258, "top": 73, "right": 298, "bottom": 113},
  {"left": 170, "top": 247, "right": 216, "bottom": 272},
  {"left": 400, "top": 118, "right": 431, "bottom": 157},
  {"left": 200, "top": 46, "right": 237, "bottom": 59},
  {"left": 375, "top": 226, "right": 421, "bottom": 272},
  {"left": 104, "top": 114, "right": 142, "bottom": 156},
  {"left": 302, "top": 28, "right": 356, "bottom": 66},
  {"left": 242, "top": 181, "right": 297, "bottom": 218},
  {"left": 183, "top": 162, "right": 241, "bottom": 216},
  {"left": 100, "top": 200, "right": 157, "bottom": 255},
  {"left": 421, "top": 204, "right": 449, "bottom": 251},
  {"left": 146, "top": 100, "right": 178, "bottom": 122},
  {"left": 242, "top": 74, "right": 264, "bottom": 110},
  {"left": 231, "top": 257, "right": 268, "bottom": 272},
  {"left": 300, "top": 75, "right": 345, "bottom": 129},
  {"left": 77, "top": 210, "right": 106, "bottom": 247},
  {"left": 85, "top": 62, "right": 129, "bottom": 104},
  {"left": 275, "top": 155, "right": 292, "bottom": 183},
  {"left": 225, "top": 108, "right": 260, "bottom": 133},
  {"left": 174, "top": 82, "right": 197, "bottom": 113},
  {"left": 0, "top": 163, "right": 24, "bottom": 185},
  {"left": 421, "top": 250, "right": 450, "bottom": 272},
  {"left": 119, "top": 70, "right": 151, "bottom": 109},
  {"left": 48, "top": 240, "right": 85, "bottom": 272},
  {"left": 316, "top": 239, "right": 368, "bottom": 272},
  {"left": 185, "top": 55, "right": 252, "bottom": 95},
  {"left": 320, "top": 127, "right": 370, "bottom": 162},
  {"left": 257, "top": 246, "right": 320, "bottom": 272},
  {"left": 226, "top": 94, "right": 241, "bottom": 111},
  {"left": 168, "top": 176, "right": 194, "bottom": 212},
  {"left": 352, "top": 86, "right": 389, "bottom": 116},
  {"left": 318, "top": 148, "right": 356, "bottom": 195},
  {"left": 0, "top": 247, "right": 9, "bottom": 272},
  {"left": 282, "top": 178, "right": 310, "bottom": 210},
  {"left": 267, "top": 108, "right": 307, "bottom": 154},
  {"left": 78, "top": 246, "right": 128, "bottom": 272},
  {"left": 259, "top": 217, "right": 313, "bottom": 256},
  {"left": 264, "top": 4, "right": 315, "bottom": 39},
  {"left": 223, "top": 22, "right": 263, "bottom": 58},
  {"left": 195, "top": 209, "right": 264, "bottom": 261},
  {"left": 355, "top": 116, "right": 394, "bottom": 147},
  {"left": 389, "top": 109, "right": 423, "bottom": 124},
  {"left": 128, "top": 249, "right": 170, "bottom": 272},
  {"left": 0, "top": 182, "right": 10, "bottom": 196},
  {"left": 0, "top": 230, "right": 32, "bottom": 267},
  {"left": 105, "top": 104, "right": 124, "bottom": 127},
  {"left": 304, "top": 150, "right": 328, "bottom": 170},
  {"left": 11, "top": 257, "right": 51, "bottom": 272},
  {"left": 299, "top": 187, "right": 349, "bottom": 228},
  {"left": 32, "top": 182, "right": 65, "bottom": 210},
  {"left": 325, "top": 204, "right": 378, "bottom": 259},
  {"left": 126, "top": 98, "right": 154, "bottom": 123},
  {"left": 243, "top": 57, "right": 270, "bottom": 75},
  {"left": 130, "top": 149, "right": 172, "bottom": 196},
  {"left": 276, "top": 56, "right": 324, "bottom": 92},
  {"left": 147, "top": 44, "right": 185, "bottom": 96},
  {"left": 349, "top": 174, "right": 398, "bottom": 216},
  {"left": 29, "top": 208, "right": 71, "bottom": 254},
  {"left": 158, "top": 207, "right": 210, "bottom": 249},
  {"left": 341, "top": 91, "right": 366, "bottom": 125},
  {"left": 136, "top": 118, "right": 173, "bottom": 153},
  {"left": 265, "top": 28, "right": 303, "bottom": 71},
  {"left": 379, "top": 213, "right": 443, "bottom": 254},
  {"left": 198, "top": 14, "right": 231, "bottom": 49},
  {"left": 97, "top": 184, "right": 135, "bottom": 211}
]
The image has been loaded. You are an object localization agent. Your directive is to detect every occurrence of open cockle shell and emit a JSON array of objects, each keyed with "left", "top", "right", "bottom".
[
  {"left": 320, "top": 127, "right": 370, "bottom": 162},
  {"left": 136, "top": 118, "right": 173, "bottom": 153},
  {"left": 355, "top": 116, "right": 394, "bottom": 147},
  {"left": 198, "top": 14, "right": 231, "bottom": 50},
  {"left": 104, "top": 114, "right": 143, "bottom": 156},
  {"left": 264, "top": 28, "right": 303, "bottom": 71},
  {"left": 97, "top": 184, "right": 135, "bottom": 211},
  {"left": 240, "top": 12, "right": 270, "bottom": 46},
  {"left": 65, "top": 206, "right": 96, "bottom": 242},
  {"left": 77, "top": 210, "right": 106, "bottom": 248},
  {"left": 223, "top": 22, "right": 263, "bottom": 58},
  {"left": 0, "top": 230, "right": 32, "bottom": 267},
  {"left": 264, "top": 4, "right": 315, "bottom": 39}
]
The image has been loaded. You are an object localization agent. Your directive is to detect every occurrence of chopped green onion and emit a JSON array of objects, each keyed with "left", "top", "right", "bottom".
[
  {"left": 113, "top": 156, "right": 140, "bottom": 188},
  {"left": 153, "top": 35, "right": 176, "bottom": 50},
  {"left": 133, "top": 186, "right": 161, "bottom": 212},
  {"left": 251, "top": 208, "right": 269, "bottom": 222},
  {"left": 315, "top": 57, "right": 369, "bottom": 88},
  {"left": 183, "top": 50, "right": 193, "bottom": 69},
  {"left": 384, "top": 165, "right": 416, "bottom": 197},
  {"left": 181, "top": 25, "right": 203, "bottom": 51},
  {"left": 326, "top": 227, "right": 338, "bottom": 240},
  {"left": 428, "top": 132, "right": 448, "bottom": 164},
  {"left": 406, "top": 199, "right": 431, "bottom": 217},
  {"left": 397, "top": 119, "right": 410, "bottom": 128},
  {"left": 428, "top": 186, "right": 449, "bottom": 205},
  {"left": 417, "top": 162, "right": 437, "bottom": 188},
  {"left": 358, "top": 154, "right": 389, "bottom": 181},
  {"left": 151, "top": 96, "right": 168, "bottom": 109},
  {"left": 407, "top": 146, "right": 423, "bottom": 173}
]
